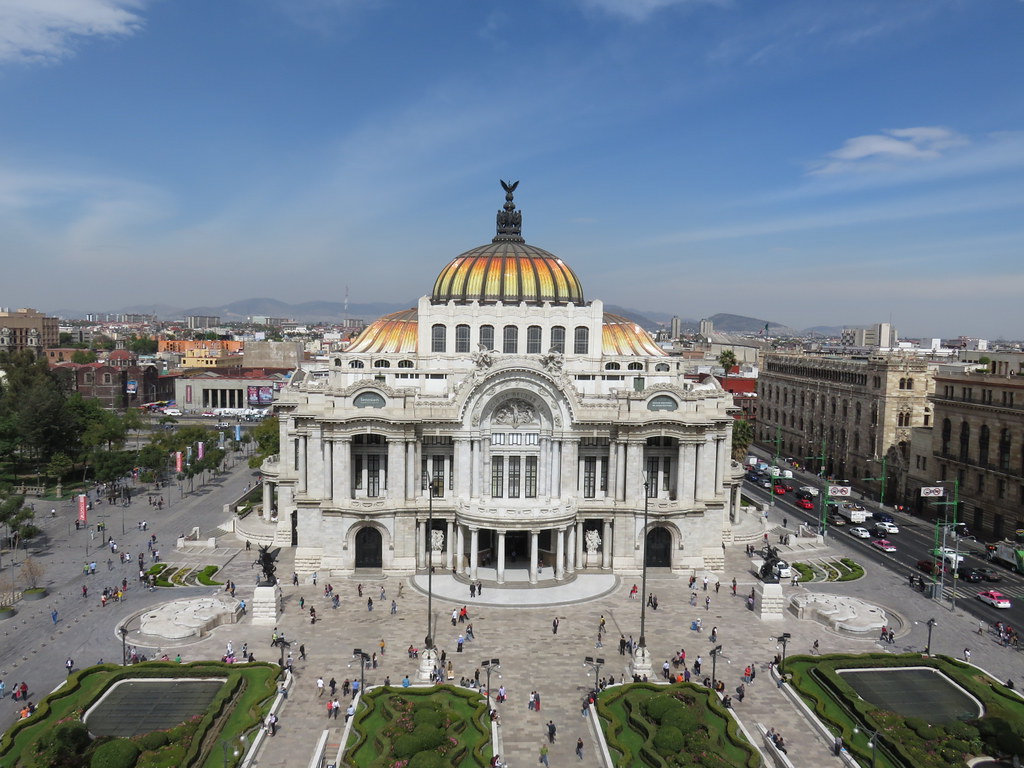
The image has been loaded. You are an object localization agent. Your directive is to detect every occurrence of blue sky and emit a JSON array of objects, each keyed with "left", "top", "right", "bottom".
[{"left": 1, "top": 0, "right": 1023, "bottom": 338}]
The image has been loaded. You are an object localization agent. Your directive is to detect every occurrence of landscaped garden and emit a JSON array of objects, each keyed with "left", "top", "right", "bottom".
[
  {"left": 786, "top": 652, "right": 1024, "bottom": 768},
  {"left": 792, "top": 556, "right": 864, "bottom": 582},
  {"left": 0, "top": 661, "right": 278, "bottom": 768},
  {"left": 345, "top": 685, "right": 492, "bottom": 768},
  {"left": 597, "top": 682, "right": 759, "bottom": 768}
]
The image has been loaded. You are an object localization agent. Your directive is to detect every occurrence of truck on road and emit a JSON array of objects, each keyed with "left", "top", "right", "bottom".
[
  {"left": 987, "top": 540, "right": 1024, "bottom": 575},
  {"left": 837, "top": 502, "right": 869, "bottom": 524}
]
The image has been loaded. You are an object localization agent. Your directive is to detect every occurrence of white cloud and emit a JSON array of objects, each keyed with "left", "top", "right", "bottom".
[
  {"left": 575, "top": 0, "right": 717, "bottom": 22},
  {"left": 0, "top": 0, "right": 145, "bottom": 65},
  {"left": 811, "top": 126, "right": 968, "bottom": 174}
]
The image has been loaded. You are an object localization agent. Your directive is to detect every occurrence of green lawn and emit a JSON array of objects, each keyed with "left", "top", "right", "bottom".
[
  {"left": 345, "top": 685, "right": 492, "bottom": 768},
  {"left": 597, "top": 683, "right": 760, "bottom": 768},
  {"left": 0, "top": 661, "right": 278, "bottom": 768},
  {"left": 786, "top": 652, "right": 1024, "bottom": 768}
]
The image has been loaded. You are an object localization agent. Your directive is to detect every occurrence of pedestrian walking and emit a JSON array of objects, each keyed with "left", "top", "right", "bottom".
[
  {"left": 547, "top": 720, "right": 556, "bottom": 743},
  {"left": 299, "top": 644, "right": 307, "bottom": 660},
  {"left": 715, "top": 579, "right": 721, "bottom": 594},
  {"left": 964, "top": 648, "right": 971, "bottom": 662},
  {"left": 317, "top": 676, "right": 325, "bottom": 697},
  {"left": 51, "top": 609, "right": 59, "bottom": 625},
  {"left": 539, "top": 744, "right": 549, "bottom": 766},
  {"left": 552, "top": 617, "right": 559, "bottom": 634},
  {"left": 576, "top": 737, "right": 584, "bottom": 760},
  {"left": 367, "top": 597, "right": 373, "bottom": 611},
  {"left": 705, "top": 596, "right": 711, "bottom": 611},
  {"left": 703, "top": 575, "right": 708, "bottom": 591},
  {"left": 732, "top": 577, "right": 737, "bottom": 596},
  {"left": 329, "top": 677, "right": 337, "bottom": 696}
]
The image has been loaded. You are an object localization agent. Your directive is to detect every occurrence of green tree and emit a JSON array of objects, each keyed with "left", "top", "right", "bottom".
[
  {"left": 0, "top": 351, "right": 78, "bottom": 462},
  {"left": 70, "top": 350, "right": 98, "bottom": 364},
  {"left": 248, "top": 417, "right": 279, "bottom": 468},
  {"left": 128, "top": 334, "right": 158, "bottom": 355},
  {"left": 91, "top": 450, "right": 135, "bottom": 483},
  {"left": 731, "top": 419, "right": 754, "bottom": 461},
  {"left": 46, "top": 452, "right": 74, "bottom": 483},
  {"left": 58, "top": 331, "right": 73, "bottom": 346},
  {"left": 717, "top": 349, "right": 738, "bottom": 373}
]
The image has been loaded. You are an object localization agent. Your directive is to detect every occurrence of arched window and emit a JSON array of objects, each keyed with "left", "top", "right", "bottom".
[
  {"left": 655, "top": 363, "right": 670, "bottom": 372},
  {"left": 373, "top": 359, "right": 390, "bottom": 368},
  {"left": 941, "top": 418, "right": 951, "bottom": 455},
  {"left": 479, "top": 325, "right": 494, "bottom": 350},
  {"left": 455, "top": 324, "right": 470, "bottom": 353},
  {"left": 503, "top": 325, "right": 518, "bottom": 354},
  {"left": 526, "top": 325, "right": 542, "bottom": 354},
  {"left": 959, "top": 421, "right": 970, "bottom": 462},
  {"left": 604, "top": 362, "right": 621, "bottom": 371},
  {"left": 628, "top": 362, "right": 643, "bottom": 371},
  {"left": 398, "top": 360, "right": 414, "bottom": 368},
  {"left": 855, "top": 402, "right": 862, "bottom": 423},
  {"left": 831, "top": 397, "right": 837, "bottom": 416},
  {"left": 334, "top": 358, "right": 342, "bottom": 367},
  {"left": 574, "top": 326, "right": 589, "bottom": 355},
  {"left": 349, "top": 360, "right": 364, "bottom": 369},
  {"left": 907, "top": 378, "right": 914, "bottom": 390},
  {"left": 550, "top": 326, "right": 565, "bottom": 353},
  {"left": 899, "top": 378, "right": 906, "bottom": 390},
  {"left": 431, "top": 324, "right": 447, "bottom": 353},
  {"left": 842, "top": 399, "right": 848, "bottom": 419},
  {"left": 979, "top": 424, "right": 990, "bottom": 466}
]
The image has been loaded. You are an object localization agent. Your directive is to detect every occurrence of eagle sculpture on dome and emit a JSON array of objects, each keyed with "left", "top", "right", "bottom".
[
  {"left": 500, "top": 179, "right": 519, "bottom": 196},
  {"left": 495, "top": 180, "right": 523, "bottom": 241}
]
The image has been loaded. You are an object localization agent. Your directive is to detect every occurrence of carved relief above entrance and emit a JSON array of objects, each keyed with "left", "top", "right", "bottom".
[{"left": 493, "top": 398, "right": 536, "bottom": 428}]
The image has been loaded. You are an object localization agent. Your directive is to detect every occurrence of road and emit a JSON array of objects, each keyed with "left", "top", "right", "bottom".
[{"left": 743, "top": 455, "right": 1024, "bottom": 634}]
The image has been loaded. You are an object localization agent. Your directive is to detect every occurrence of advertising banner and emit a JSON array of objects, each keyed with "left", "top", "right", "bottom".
[
  {"left": 197, "top": 441, "right": 205, "bottom": 460},
  {"left": 126, "top": 380, "right": 138, "bottom": 395},
  {"left": 77, "top": 494, "right": 88, "bottom": 524},
  {"left": 258, "top": 386, "right": 273, "bottom": 405},
  {"left": 175, "top": 451, "right": 183, "bottom": 473},
  {"left": 234, "top": 425, "right": 242, "bottom": 441},
  {"left": 247, "top": 386, "right": 260, "bottom": 405}
]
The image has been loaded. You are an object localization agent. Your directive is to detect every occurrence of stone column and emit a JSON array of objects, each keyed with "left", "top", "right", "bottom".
[
  {"left": 607, "top": 439, "right": 619, "bottom": 501},
  {"left": 602, "top": 519, "right": 613, "bottom": 569},
  {"left": 550, "top": 441, "right": 562, "bottom": 497},
  {"left": 576, "top": 521, "right": 585, "bottom": 569},
  {"left": 625, "top": 441, "right": 642, "bottom": 502},
  {"left": 334, "top": 437, "right": 350, "bottom": 503},
  {"left": 417, "top": 520, "right": 426, "bottom": 569},
  {"left": 455, "top": 439, "right": 471, "bottom": 498},
  {"left": 694, "top": 441, "right": 706, "bottom": 501},
  {"left": 715, "top": 437, "right": 727, "bottom": 492},
  {"left": 456, "top": 524, "right": 465, "bottom": 574},
  {"left": 445, "top": 520, "right": 454, "bottom": 570},
  {"left": 308, "top": 431, "right": 322, "bottom": 498},
  {"left": 323, "top": 438, "right": 333, "bottom": 501},
  {"left": 680, "top": 442, "right": 696, "bottom": 505},
  {"left": 470, "top": 439, "right": 481, "bottom": 498},
  {"left": 539, "top": 437, "right": 550, "bottom": 497},
  {"left": 529, "top": 530, "right": 539, "bottom": 584},
  {"left": 566, "top": 524, "right": 576, "bottom": 573},
  {"left": 496, "top": 531, "right": 506, "bottom": 584},
  {"left": 386, "top": 439, "right": 404, "bottom": 501},
  {"left": 405, "top": 440, "right": 416, "bottom": 501},
  {"left": 618, "top": 442, "right": 628, "bottom": 502},
  {"left": 297, "top": 436, "right": 307, "bottom": 495},
  {"left": 561, "top": 439, "right": 578, "bottom": 498},
  {"left": 262, "top": 479, "right": 272, "bottom": 516},
  {"left": 470, "top": 528, "right": 479, "bottom": 580},
  {"left": 555, "top": 527, "right": 565, "bottom": 580}
]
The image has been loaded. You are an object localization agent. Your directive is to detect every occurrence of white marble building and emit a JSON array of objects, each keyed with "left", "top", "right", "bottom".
[{"left": 261, "top": 184, "right": 743, "bottom": 582}]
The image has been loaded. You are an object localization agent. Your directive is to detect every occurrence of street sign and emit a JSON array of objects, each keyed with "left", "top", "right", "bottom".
[
  {"left": 921, "top": 487, "right": 946, "bottom": 497},
  {"left": 828, "top": 485, "right": 851, "bottom": 497}
]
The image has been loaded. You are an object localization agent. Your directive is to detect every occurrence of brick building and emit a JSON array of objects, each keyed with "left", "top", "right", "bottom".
[{"left": 0, "top": 308, "right": 59, "bottom": 355}]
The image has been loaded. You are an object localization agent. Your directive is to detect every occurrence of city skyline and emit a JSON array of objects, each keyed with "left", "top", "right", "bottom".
[{"left": 2, "top": 0, "right": 1023, "bottom": 338}]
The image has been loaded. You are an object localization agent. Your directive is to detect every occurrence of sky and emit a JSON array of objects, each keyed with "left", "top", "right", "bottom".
[{"left": 1, "top": 0, "right": 1023, "bottom": 339}]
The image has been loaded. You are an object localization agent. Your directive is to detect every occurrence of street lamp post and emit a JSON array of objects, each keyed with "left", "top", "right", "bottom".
[
  {"left": 776, "top": 633, "right": 792, "bottom": 678},
  {"left": 805, "top": 437, "right": 828, "bottom": 536},
  {"left": 710, "top": 645, "right": 723, "bottom": 690},
  {"left": 767, "top": 426, "right": 782, "bottom": 508},
  {"left": 353, "top": 648, "right": 370, "bottom": 699},
  {"left": 425, "top": 476, "right": 441, "bottom": 650},
  {"left": 120, "top": 625, "right": 129, "bottom": 667},
  {"left": 633, "top": 475, "right": 652, "bottom": 678},
  {"left": 925, "top": 618, "right": 937, "bottom": 657},
  {"left": 853, "top": 727, "right": 879, "bottom": 768},
  {"left": 926, "top": 479, "right": 961, "bottom": 609},
  {"left": 865, "top": 454, "right": 888, "bottom": 506},
  {"left": 481, "top": 658, "right": 500, "bottom": 706},
  {"left": 583, "top": 656, "right": 605, "bottom": 694}
]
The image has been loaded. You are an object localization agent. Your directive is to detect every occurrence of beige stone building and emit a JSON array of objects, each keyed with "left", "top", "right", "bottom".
[
  {"left": 905, "top": 371, "right": 1024, "bottom": 540},
  {"left": 757, "top": 354, "right": 935, "bottom": 501},
  {"left": 0, "top": 307, "right": 59, "bottom": 355}
]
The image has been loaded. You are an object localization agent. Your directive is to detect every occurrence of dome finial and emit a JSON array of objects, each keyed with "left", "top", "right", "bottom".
[{"left": 494, "top": 179, "right": 525, "bottom": 243}]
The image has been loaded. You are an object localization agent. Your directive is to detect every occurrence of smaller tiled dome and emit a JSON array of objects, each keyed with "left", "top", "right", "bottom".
[
  {"left": 346, "top": 309, "right": 418, "bottom": 354},
  {"left": 602, "top": 314, "right": 665, "bottom": 356}
]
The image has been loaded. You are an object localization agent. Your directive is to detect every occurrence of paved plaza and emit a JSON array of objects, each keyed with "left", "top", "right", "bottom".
[{"left": 2, "top": 460, "right": 1021, "bottom": 767}]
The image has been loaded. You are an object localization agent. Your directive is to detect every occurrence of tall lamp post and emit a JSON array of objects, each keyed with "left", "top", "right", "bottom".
[
  {"left": 767, "top": 426, "right": 782, "bottom": 508},
  {"left": 633, "top": 475, "right": 652, "bottom": 677},
  {"left": 775, "top": 632, "right": 792, "bottom": 678},
  {"left": 120, "top": 625, "right": 129, "bottom": 667},
  {"left": 353, "top": 648, "right": 370, "bottom": 700},
  {"left": 481, "top": 658, "right": 500, "bottom": 705},
  {"left": 853, "top": 726, "right": 879, "bottom": 768},
  {"left": 805, "top": 438, "right": 828, "bottom": 536},
  {"left": 928, "top": 479, "right": 961, "bottom": 609},
  {"left": 925, "top": 617, "right": 937, "bottom": 656},
  {"left": 864, "top": 454, "right": 888, "bottom": 506},
  {"left": 583, "top": 656, "right": 605, "bottom": 694},
  {"left": 418, "top": 477, "right": 442, "bottom": 682},
  {"left": 710, "top": 645, "right": 723, "bottom": 690}
]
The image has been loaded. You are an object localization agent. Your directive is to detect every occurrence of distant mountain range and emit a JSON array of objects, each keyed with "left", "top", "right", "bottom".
[{"left": 64, "top": 297, "right": 812, "bottom": 336}]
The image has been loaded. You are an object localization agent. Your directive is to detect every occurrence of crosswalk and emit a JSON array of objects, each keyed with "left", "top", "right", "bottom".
[{"left": 938, "top": 583, "right": 1024, "bottom": 601}]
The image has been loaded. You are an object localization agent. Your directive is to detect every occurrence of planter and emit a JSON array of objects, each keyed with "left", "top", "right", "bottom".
[{"left": 22, "top": 588, "right": 49, "bottom": 601}]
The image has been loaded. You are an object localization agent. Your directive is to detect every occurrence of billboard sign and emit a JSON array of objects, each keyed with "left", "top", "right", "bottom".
[{"left": 126, "top": 380, "right": 138, "bottom": 395}]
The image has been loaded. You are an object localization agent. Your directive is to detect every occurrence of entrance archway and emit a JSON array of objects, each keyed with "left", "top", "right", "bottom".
[
  {"left": 645, "top": 527, "right": 671, "bottom": 567},
  {"left": 355, "top": 526, "right": 383, "bottom": 569}
]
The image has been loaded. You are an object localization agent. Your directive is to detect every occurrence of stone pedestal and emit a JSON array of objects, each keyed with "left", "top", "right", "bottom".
[
  {"left": 251, "top": 585, "right": 279, "bottom": 626},
  {"left": 631, "top": 646, "right": 653, "bottom": 679},
  {"left": 417, "top": 648, "right": 439, "bottom": 683},
  {"left": 755, "top": 583, "right": 785, "bottom": 621}
]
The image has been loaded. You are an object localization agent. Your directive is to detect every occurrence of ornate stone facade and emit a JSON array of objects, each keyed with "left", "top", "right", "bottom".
[{"left": 260, "top": 186, "right": 742, "bottom": 583}]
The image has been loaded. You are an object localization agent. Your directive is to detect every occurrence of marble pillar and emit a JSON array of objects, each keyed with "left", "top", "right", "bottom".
[
  {"left": 297, "top": 436, "right": 307, "bottom": 495},
  {"left": 529, "top": 530, "right": 539, "bottom": 584},
  {"left": 323, "top": 439, "right": 333, "bottom": 501},
  {"left": 456, "top": 524, "right": 465, "bottom": 574},
  {"left": 417, "top": 520, "right": 426, "bottom": 569},
  {"left": 566, "top": 525, "right": 576, "bottom": 573},
  {"left": 607, "top": 440, "right": 619, "bottom": 501},
  {"left": 602, "top": 519, "right": 613, "bottom": 569},
  {"left": 262, "top": 479, "right": 272, "bottom": 515},
  {"left": 470, "top": 528, "right": 479, "bottom": 580},
  {"left": 496, "top": 531, "right": 506, "bottom": 584},
  {"left": 555, "top": 527, "right": 565, "bottom": 580},
  {"left": 445, "top": 520, "right": 454, "bottom": 570}
]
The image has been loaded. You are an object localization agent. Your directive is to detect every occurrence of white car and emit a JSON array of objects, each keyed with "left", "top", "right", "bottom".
[
  {"left": 932, "top": 547, "right": 964, "bottom": 565},
  {"left": 849, "top": 526, "right": 871, "bottom": 539},
  {"left": 772, "top": 560, "right": 792, "bottom": 579},
  {"left": 874, "top": 521, "right": 900, "bottom": 535},
  {"left": 798, "top": 486, "right": 819, "bottom": 497}
]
